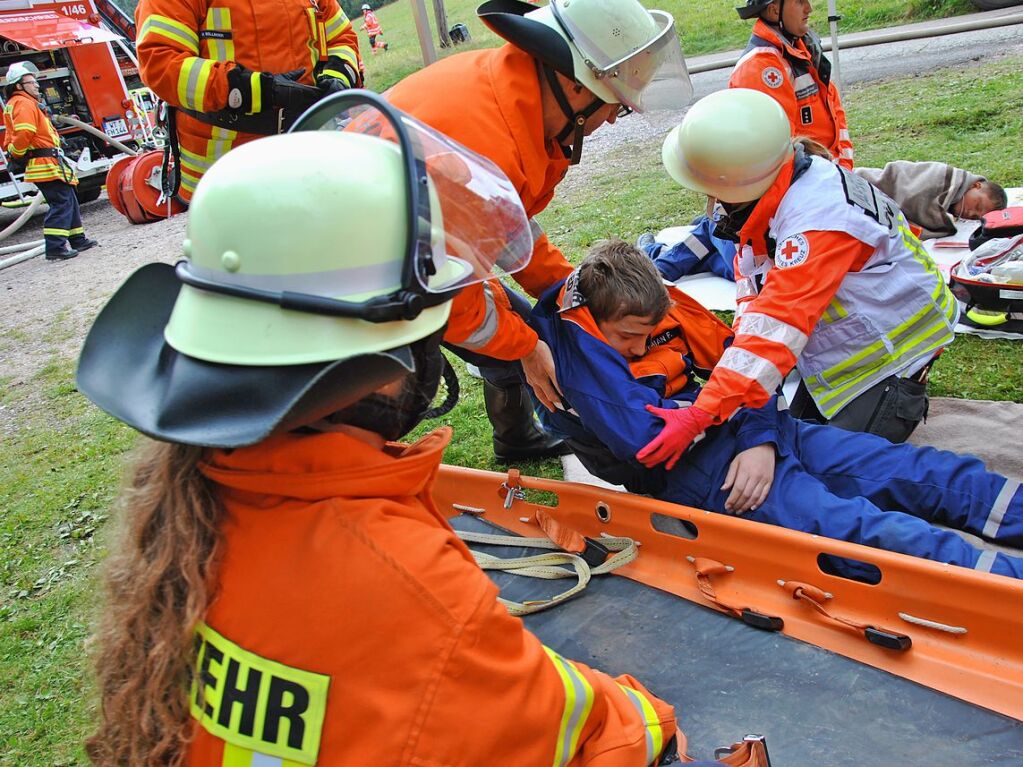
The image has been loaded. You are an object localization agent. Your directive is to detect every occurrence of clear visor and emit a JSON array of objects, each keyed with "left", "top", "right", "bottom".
[
  {"left": 555, "top": 8, "right": 692, "bottom": 112},
  {"left": 290, "top": 95, "right": 533, "bottom": 294}
]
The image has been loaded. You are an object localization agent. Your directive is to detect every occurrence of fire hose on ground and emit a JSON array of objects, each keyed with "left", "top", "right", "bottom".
[{"left": 0, "top": 115, "right": 139, "bottom": 271}]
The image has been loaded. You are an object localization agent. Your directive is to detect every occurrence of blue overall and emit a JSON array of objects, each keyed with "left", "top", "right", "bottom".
[
  {"left": 532, "top": 279, "right": 1023, "bottom": 580},
  {"left": 641, "top": 215, "right": 737, "bottom": 282}
]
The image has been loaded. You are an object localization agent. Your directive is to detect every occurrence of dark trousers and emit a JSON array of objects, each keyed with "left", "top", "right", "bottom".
[
  {"left": 789, "top": 372, "right": 929, "bottom": 444},
  {"left": 36, "top": 180, "right": 84, "bottom": 254},
  {"left": 443, "top": 283, "right": 533, "bottom": 390}
]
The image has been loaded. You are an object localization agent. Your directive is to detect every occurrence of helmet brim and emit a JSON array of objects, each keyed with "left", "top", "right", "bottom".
[
  {"left": 477, "top": 0, "right": 576, "bottom": 78},
  {"left": 77, "top": 263, "right": 417, "bottom": 448}
]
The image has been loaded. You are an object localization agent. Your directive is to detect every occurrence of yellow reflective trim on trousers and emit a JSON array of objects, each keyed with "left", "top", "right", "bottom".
[
  {"left": 44, "top": 227, "right": 71, "bottom": 236},
  {"left": 222, "top": 742, "right": 305, "bottom": 767},
  {"left": 616, "top": 683, "right": 664, "bottom": 765},
  {"left": 178, "top": 57, "right": 214, "bottom": 110},
  {"left": 69, "top": 226, "right": 84, "bottom": 236},
  {"left": 543, "top": 646, "right": 595, "bottom": 767},
  {"left": 203, "top": 7, "right": 235, "bottom": 61},
  {"left": 139, "top": 14, "right": 200, "bottom": 53}
]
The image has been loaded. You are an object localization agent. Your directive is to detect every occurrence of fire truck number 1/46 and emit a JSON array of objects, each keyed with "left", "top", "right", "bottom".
[{"left": 60, "top": 4, "right": 88, "bottom": 15}]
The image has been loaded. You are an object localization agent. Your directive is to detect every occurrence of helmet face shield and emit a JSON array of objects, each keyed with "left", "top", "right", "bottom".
[
  {"left": 549, "top": 3, "right": 691, "bottom": 112},
  {"left": 290, "top": 92, "right": 533, "bottom": 297}
]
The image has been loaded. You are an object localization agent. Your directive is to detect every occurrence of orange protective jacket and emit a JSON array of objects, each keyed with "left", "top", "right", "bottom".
[
  {"left": 694, "top": 155, "right": 874, "bottom": 422},
  {"left": 135, "top": 0, "right": 360, "bottom": 200},
  {"left": 2, "top": 92, "right": 76, "bottom": 184},
  {"left": 188, "top": 427, "right": 677, "bottom": 766},
  {"left": 388, "top": 45, "right": 575, "bottom": 361},
  {"left": 729, "top": 20, "right": 854, "bottom": 170}
]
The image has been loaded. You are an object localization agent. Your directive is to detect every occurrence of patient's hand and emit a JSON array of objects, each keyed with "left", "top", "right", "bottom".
[
  {"left": 522, "top": 339, "right": 563, "bottom": 412},
  {"left": 721, "top": 444, "right": 775, "bottom": 515}
]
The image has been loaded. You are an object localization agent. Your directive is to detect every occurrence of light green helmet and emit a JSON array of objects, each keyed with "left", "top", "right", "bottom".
[
  {"left": 166, "top": 131, "right": 461, "bottom": 366},
  {"left": 76, "top": 93, "right": 533, "bottom": 448},
  {"left": 661, "top": 88, "right": 793, "bottom": 203}
]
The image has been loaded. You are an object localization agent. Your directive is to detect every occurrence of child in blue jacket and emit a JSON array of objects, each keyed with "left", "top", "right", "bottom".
[{"left": 531, "top": 239, "right": 1023, "bottom": 580}]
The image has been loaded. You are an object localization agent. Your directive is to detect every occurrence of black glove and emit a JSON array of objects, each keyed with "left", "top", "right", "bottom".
[
  {"left": 316, "top": 57, "right": 360, "bottom": 91},
  {"left": 225, "top": 65, "right": 306, "bottom": 115},
  {"left": 6, "top": 153, "right": 26, "bottom": 175}
]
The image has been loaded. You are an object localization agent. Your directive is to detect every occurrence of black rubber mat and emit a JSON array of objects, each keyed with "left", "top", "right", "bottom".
[{"left": 452, "top": 514, "right": 1023, "bottom": 765}]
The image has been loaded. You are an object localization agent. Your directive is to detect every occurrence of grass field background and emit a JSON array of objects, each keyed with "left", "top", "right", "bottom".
[
  {"left": 359, "top": 0, "right": 973, "bottom": 90},
  {"left": 0, "top": 8, "right": 1020, "bottom": 765}
]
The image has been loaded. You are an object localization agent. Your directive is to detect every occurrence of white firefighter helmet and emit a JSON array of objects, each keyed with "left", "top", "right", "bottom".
[
  {"left": 478, "top": 0, "right": 692, "bottom": 113},
  {"left": 4, "top": 61, "right": 39, "bottom": 87},
  {"left": 661, "top": 88, "right": 793, "bottom": 203}
]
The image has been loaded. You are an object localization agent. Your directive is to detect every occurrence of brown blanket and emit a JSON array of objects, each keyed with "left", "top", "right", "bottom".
[{"left": 854, "top": 161, "right": 984, "bottom": 240}]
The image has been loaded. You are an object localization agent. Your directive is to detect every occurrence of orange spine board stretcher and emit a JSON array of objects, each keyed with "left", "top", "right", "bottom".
[{"left": 433, "top": 464, "right": 1023, "bottom": 720}]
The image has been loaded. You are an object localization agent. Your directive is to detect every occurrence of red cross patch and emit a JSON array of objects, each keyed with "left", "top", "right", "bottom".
[
  {"left": 762, "top": 67, "right": 784, "bottom": 89},
  {"left": 776, "top": 234, "right": 809, "bottom": 268}
]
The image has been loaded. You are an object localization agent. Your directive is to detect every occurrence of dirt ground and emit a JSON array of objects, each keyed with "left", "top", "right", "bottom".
[{"left": 0, "top": 195, "right": 187, "bottom": 433}]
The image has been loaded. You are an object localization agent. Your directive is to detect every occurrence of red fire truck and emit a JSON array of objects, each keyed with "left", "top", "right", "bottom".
[{"left": 0, "top": 0, "right": 142, "bottom": 205}]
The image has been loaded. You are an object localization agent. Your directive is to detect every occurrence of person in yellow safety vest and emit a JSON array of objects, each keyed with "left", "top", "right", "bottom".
[
  {"left": 2, "top": 61, "right": 98, "bottom": 261},
  {"left": 135, "top": 0, "right": 361, "bottom": 202},
  {"left": 642, "top": 89, "right": 958, "bottom": 465}
]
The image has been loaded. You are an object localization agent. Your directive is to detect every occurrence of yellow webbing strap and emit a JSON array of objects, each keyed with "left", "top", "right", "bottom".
[{"left": 455, "top": 529, "right": 638, "bottom": 616}]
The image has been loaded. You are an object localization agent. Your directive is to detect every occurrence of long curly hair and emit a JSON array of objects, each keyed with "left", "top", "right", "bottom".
[{"left": 86, "top": 440, "right": 224, "bottom": 766}]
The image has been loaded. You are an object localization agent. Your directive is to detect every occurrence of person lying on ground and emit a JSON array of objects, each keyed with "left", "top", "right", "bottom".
[
  {"left": 854, "top": 161, "right": 1007, "bottom": 240},
  {"left": 530, "top": 238, "right": 1023, "bottom": 581}
]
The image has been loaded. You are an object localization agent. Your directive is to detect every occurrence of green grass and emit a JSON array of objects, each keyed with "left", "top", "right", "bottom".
[
  {"left": 1, "top": 54, "right": 1022, "bottom": 767},
  {"left": 360, "top": 0, "right": 974, "bottom": 91}
]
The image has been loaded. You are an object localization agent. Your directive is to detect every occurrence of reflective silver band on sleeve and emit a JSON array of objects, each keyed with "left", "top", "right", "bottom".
[
  {"left": 457, "top": 282, "right": 500, "bottom": 351},
  {"left": 715, "top": 346, "right": 783, "bottom": 394},
  {"left": 736, "top": 311, "right": 809, "bottom": 355}
]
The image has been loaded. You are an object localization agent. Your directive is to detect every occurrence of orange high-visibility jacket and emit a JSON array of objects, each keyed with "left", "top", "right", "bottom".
[
  {"left": 694, "top": 153, "right": 956, "bottom": 423},
  {"left": 729, "top": 20, "right": 854, "bottom": 170},
  {"left": 361, "top": 9, "right": 382, "bottom": 37},
  {"left": 2, "top": 92, "right": 76, "bottom": 185},
  {"left": 188, "top": 427, "right": 677, "bottom": 766},
  {"left": 136, "top": 0, "right": 360, "bottom": 200},
  {"left": 388, "top": 45, "right": 575, "bottom": 361}
]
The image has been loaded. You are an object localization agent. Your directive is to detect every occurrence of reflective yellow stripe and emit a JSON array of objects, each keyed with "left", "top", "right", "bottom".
[
  {"left": 543, "top": 646, "right": 594, "bottom": 767},
  {"left": 139, "top": 14, "right": 200, "bottom": 53},
  {"left": 616, "top": 683, "right": 664, "bottom": 764},
  {"left": 191, "top": 623, "right": 330, "bottom": 766},
  {"left": 820, "top": 298, "right": 847, "bottom": 325},
  {"left": 327, "top": 46, "right": 359, "bottom": 70},
  {"left": 177, "top": 57, "right": 215, "bottom": 110},
  {"left": 8, "top": 146, "right": 27, "bottom": 157},
  {"left": 323, "top": 9, "right": 351, "bottom": 39},
  {"left": 319, "top": 69, "right": 350, "bottom": 85},
  {"left": 69, "top": 226, "right": 84, "bottom": 236},
  {"left": 249, "top": 72, "right": 262, "bottom": 114},
  {"left": 203, "top": 7, "right": 235, "bottom": 61},
  {"left": 44, "top": 227, "right": 71, "bottom": 236},
  {"left": 222, "top": 742, "right": 305, "bottom": 767},
  {"left": 12, "top": 122, "right": 36, "bottom": 132}
]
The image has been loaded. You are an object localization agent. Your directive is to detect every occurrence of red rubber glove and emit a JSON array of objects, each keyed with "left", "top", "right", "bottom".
[{"left": 636, "top": 403, "right": 714, "bottom": 470}]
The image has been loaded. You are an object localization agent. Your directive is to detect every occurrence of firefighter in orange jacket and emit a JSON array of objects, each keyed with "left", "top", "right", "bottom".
[
  {"left": 731, "top": 0, "right": 854, "bottom": 169},
  {"left": 79, "top": 95, "right": 701, "bottom": 766},
  {"left": 135, "top": 0, "right": 360, "bottom": 201},
  {"left": 387, "top": 0, "right": 693, "bottom": 462},
  {"left": 3, "top": 62, "right": 98, "bottom": 260}
]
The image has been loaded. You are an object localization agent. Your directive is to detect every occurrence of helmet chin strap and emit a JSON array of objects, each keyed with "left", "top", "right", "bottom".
[{"left": 542, "top": 64, "right": 604, "bottom": 166}]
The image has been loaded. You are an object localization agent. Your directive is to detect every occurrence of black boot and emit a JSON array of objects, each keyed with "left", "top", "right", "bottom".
[{"left": 483, "top": 381, "right": 571, "bottom": 462}]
